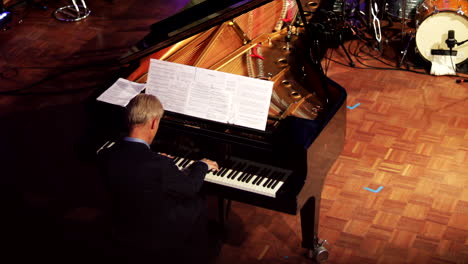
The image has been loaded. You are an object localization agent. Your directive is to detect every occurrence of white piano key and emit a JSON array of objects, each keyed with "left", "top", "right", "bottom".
[{"left": 172, "top": 155, "right": 291, "bottom": 198}]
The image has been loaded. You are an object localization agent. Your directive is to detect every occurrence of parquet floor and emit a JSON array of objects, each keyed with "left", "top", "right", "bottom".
[
  {"left": 215, "top": 48, "right": 468, "bottom": 263},
  {"left": 1, "top": 1, "right": 467, "bottom": 264}
]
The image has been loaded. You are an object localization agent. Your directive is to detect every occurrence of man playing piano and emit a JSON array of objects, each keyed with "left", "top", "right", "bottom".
[{"left": 98, "top": 94, "right": 219, "bottom": 263}]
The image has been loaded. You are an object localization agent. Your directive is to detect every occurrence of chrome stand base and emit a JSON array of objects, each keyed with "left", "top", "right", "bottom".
[{"left": 54, "top": 5, "right": 90, "bottom": 22}]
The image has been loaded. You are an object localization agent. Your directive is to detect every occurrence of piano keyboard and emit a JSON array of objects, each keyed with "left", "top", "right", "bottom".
[{"left": 172, "top": 156, "right": 291, "bottom": 198}]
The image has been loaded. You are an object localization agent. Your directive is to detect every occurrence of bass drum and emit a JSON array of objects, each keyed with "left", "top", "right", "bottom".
[{"left": 415, "top": 0, "right": 468, "bottom": 64}]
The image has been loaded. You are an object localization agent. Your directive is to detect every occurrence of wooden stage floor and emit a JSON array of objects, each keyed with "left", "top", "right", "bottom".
[{"left": 1, "top": 1, "right": 467, "bottom": 263}]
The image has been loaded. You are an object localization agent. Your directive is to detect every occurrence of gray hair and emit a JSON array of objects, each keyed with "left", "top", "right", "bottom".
[{"left": 126, "top": 94, "right": 164, "bottom": 127}]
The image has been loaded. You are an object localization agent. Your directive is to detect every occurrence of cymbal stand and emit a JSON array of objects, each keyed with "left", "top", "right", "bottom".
[
  {"left": 332, "top": 0, "right": 355, "bottom": 66},
  {"left": 400, "top": 0, "right": 407, "bottom": 36},
  {"left": 368, "top": 0, "right": 382, "bottom": 50},
  {"left": 337, "top": 27, "right": 356, "bottom": 67},
  {"left": 54, "top": 0, "right": 90, "bottom": 22},
  {"left": 398, "top": 30, "right": 414, "bottom": 67},
  {"left": 398, "top": 0, "right": 414, "bottom": 68}
]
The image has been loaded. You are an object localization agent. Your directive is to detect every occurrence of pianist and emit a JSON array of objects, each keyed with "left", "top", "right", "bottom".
[{"left": 98, "top": 94, "right": 219, "bottom": 263}]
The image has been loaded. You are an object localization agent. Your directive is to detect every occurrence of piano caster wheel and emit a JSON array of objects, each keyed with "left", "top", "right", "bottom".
[{"left": 306, "top": 239, "right": 328, "bottom": 263}]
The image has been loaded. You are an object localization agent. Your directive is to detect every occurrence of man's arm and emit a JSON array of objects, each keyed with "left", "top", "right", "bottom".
[{"left": 161, "top": 156, "right": 218, "bottom": 198}]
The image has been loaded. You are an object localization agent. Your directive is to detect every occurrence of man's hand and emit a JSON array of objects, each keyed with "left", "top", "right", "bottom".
[
  {"left": 201, "top": 158, "right": 219, "bottom": 172},
  {"left": 158, "top": 153, "right": 174, "bottom": 159}
]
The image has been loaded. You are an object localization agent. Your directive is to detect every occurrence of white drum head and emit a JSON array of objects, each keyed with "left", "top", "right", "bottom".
[{"left": 416, "top": 12, "right": 468, "bottom": 64}]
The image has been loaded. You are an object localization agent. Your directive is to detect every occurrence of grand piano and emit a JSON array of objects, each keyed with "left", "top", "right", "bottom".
[{"left": 98, "top": 0, "right": 347, "bottom": 261}]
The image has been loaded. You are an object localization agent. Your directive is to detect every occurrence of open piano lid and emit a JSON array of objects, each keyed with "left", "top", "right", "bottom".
[
  {"left": 120, "top": 0, "right": 274, "bottom": 64},
  {"left": 117, "top": 0, "right": 346, "bottom": 151}
]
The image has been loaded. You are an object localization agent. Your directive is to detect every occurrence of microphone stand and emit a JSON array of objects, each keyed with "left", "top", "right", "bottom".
[{"left": 456, "top": 39, "right": 468, "bottom": 46}]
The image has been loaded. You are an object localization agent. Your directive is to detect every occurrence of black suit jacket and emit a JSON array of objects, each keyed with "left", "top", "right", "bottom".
[{"left": 98, "top": 139, "right": 209, "bottom": 252}]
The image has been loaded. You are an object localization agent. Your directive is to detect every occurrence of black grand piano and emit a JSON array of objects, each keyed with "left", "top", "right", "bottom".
[{"left": 96, "top": 0, "right": 347, "bottom": 261}]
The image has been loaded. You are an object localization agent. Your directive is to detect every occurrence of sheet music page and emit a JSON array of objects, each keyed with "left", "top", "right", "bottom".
[
  {"left": 97, "top": 78, "right": 146, "bottom": 107},
  {"left": 146, "top": 59, "right": 273, "bottom": 130}
]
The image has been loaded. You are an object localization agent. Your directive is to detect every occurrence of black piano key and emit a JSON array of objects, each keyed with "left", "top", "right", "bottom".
[
  {"left": 244, "top": 167, "right": 260, "bottom": 183},
  {"left": 270, "top": 172, "right": 286, "bottom": 189},
  {"left": 245, "top": 167, "right": 263, "bottom": 183},
  {"left": 236, "top": 168, "right": 251, "bottom": 181},
  {"left": 252, "top": 168, "right": 268, "bottom": 185},
  {"left": 240, "top": 171, "right": 253, "bottom": 182},
  {"left": 256, "top": 169, "right": 274, "bottom": 186},
  {"left": 228, "top": 163, "right": 245, "bottom": 179},
  {"left": 181, "top": 159, "right": 191, "bottom": 168},
  {"left": 176, "top": 157, "right": 185, "bottom": 165},
  {"left": 267, "top": 172, "right": 283, "bottom": 188},
  {"left": 244, "top": 173, "right": 255, "bottom": 183},
  {"left": 213, "top": 167, "right": 223, "bottom": 176},
  {"left": 254, "top": 175, "right": 264, "bottom": 185},
  {"left": 230, "top": 171, "right": 242, "bottom": 180},
  {"left": 257, "top": 176, "right": 269, "bottom": 186},
  {"left": 226, "top": 168, "right": 237, "bottom": 179},
  {"left": 236, "top": 173, "right": 247, "bottom": 181},
  {"left": 173, "top": 157, "right": 181, "bottom": 163},
  {"left": 261, "top": 172, "right": 273, "bottom": 187},
  {"left": 178, "top": 158, "right": 186, "bottom": 167},
  {"left": 243, "top": 166, "right": 259, "bottom": 182},
  {"left": 220, "top": 167, "right": 230, "bottom": 176},
  {"left": 252, "top": 168, "right": 267, "bottom": 184},
  {"left": 265, "top": 171, "right": 279, "bottom": 188},
  {"left": 220, "top": 160, "right": 234, "bottom": 176},
  {"left": 220, "top": 166, "right": 231, "bottom": 177},
  {"left": 238, "top": 166, "right": 253, "bottom": 181},
  {"left": 263, "top": 171, "right": 280, "bottom": 187}
]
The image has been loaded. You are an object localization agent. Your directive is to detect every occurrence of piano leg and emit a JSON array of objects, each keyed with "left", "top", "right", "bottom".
[
  {"left": 217, "top": 197, "right": 232, "bottom": 241},
  {"left": 217, "top": 197, "right": 232, "bottom": 224},
  {"left": 300, "top": 197, "right": 329, "bottom": 263}
]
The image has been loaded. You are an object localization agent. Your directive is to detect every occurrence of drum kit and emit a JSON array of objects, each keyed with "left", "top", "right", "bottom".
[{"left": 334, "top": 0, "right": 468, "bottom": 72}]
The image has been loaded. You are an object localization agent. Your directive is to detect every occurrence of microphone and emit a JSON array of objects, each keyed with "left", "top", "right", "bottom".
[{"left": 446, "top": 30, "right": 456, "bottom": 49}]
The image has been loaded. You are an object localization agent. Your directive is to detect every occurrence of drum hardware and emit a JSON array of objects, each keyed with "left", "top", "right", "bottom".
[
  {"left": 370, "top": 1, "right": 382, "bottom": 44},
  {"left": 54, "top": 0, "right": 90, "bottom": 22},
  {"left": 398, "top": 31, "right": 414, "bottom": 67},
  {"left": 431, "top": 49, "right": 457, "bottom": 56},
  {"left": 318, "top": 4, "right": 356, "bottom": 66},
  {"left": 420, "top": 3, "right": 428, "bottom": 10},
  {"left": 401, "top": 0, "right": 407, "bottom": 35}
]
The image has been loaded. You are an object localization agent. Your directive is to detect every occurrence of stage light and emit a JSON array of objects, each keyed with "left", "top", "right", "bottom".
[{"left": 0, "top": 11, "right": 11, "bottom": 28}]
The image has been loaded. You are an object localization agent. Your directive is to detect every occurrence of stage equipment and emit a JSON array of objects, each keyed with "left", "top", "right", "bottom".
[
  {"left": 313, "top": 1, "right": 356, "bottom": 66},
  {"left": 54, "top": 0, "right": 90, "bottom": 22},
  {"left": 0, "top": 10, "right": 11, "bottom": 29},
  {"left": 415, "top": 0, "right": 468, "bottom": 65},
  {"left": 0, "top": 1, "right": 11, "bottom": 29}
]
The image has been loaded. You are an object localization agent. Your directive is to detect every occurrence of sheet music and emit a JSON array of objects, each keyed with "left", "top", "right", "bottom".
[
  {"left": 97, "top": 78, "right": 146, "bottom": 107},
  {"left": 146, "top": 59, "right": 273, "bottom": 130}
]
